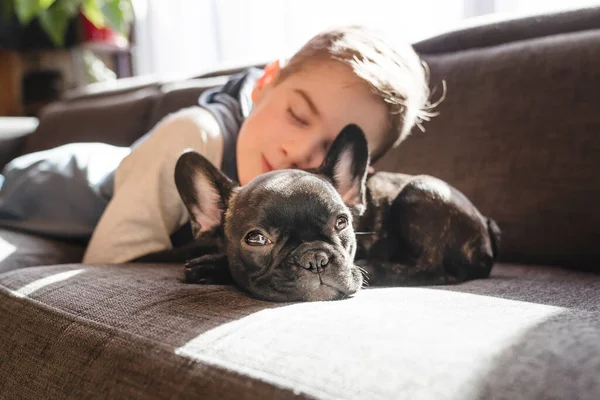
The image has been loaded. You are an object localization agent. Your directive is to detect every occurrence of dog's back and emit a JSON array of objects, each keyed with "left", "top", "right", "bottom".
[{"left": 355, "top": 172, "right": 500, "bottom": 284}]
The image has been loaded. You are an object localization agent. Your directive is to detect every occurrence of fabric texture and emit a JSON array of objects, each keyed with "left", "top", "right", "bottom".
[
  {"left": 0, "top": 262, "right": 598, "bottom": 400},
  {"left": 375, "top": 29, "right": 600, "bottom": 269}
]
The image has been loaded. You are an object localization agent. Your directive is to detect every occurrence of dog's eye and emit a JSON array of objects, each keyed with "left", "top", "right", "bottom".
[
  {"left": 335, "top": 216, "right": 348, "bottom": 231},
  {"left": 245, "top": 231, "right": 271, "bottom": 246}
]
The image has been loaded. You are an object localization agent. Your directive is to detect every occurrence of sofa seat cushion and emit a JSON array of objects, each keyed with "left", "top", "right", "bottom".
[
  {"left": 0, "top": 263, "right": 599, "bottom": 400},
  {"left": 0, "top": 228, "right": 85, "bottom": 274}
]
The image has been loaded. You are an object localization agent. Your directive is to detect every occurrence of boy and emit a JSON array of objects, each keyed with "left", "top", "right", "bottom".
[{"left": 0, "top": 25, "right": 434, "bottom": 264}]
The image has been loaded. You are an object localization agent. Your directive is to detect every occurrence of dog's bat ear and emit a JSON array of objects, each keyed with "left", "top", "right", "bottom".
[
  {"left": 318, "top": 124, "right": 370, "bottom": 215},
  {"left": 487, "top": 218, "right": 501, "bottom": 259},
  {"left": 175, "top": 150, "right": 239, "bottom": 239}
]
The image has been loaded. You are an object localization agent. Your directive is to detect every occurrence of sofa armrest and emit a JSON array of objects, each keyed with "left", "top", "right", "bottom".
[{"left": 0, "top": 117, "right": 39, "bottom": 170}]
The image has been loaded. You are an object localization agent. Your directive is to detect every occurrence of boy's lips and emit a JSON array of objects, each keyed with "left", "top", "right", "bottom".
[{"left": 261, "top": 155, "right": 274, "bottom": 173}]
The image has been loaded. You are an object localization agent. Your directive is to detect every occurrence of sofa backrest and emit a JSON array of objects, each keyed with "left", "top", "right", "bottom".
[
  {"left": 20, "top": 70, "right": 246, "bottom": 156},
  {"left": 376, "top": 7, "right": 600, "bottom": 269},
  {"left": 143, "top": 76, "right": 229, "bottom": 133},
  {"left": 22, "top": 87, "right": 161, "bottom": 155}
]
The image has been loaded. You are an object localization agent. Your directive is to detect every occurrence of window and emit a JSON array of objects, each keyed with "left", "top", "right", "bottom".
[{"left": 131, "top": 0, "right": 600, "bottom": 77}]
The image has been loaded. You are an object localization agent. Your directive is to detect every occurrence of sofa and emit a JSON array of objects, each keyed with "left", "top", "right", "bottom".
[{"left": 1, "top": 6, "right": 600, "bottom": 399}]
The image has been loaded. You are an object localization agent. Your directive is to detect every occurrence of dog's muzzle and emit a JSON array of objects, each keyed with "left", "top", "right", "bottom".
[{"left": 298, "top": 250, "right": 329, "bottom": 271}]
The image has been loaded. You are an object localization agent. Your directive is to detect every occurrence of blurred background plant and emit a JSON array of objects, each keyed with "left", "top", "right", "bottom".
[{"left": 1, "top": 0, "right": 134, "bottom": 47}]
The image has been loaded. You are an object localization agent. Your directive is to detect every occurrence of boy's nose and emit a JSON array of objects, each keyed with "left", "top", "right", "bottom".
[{"left": 281, "top": 140, "right": 325, "bottom": 170}]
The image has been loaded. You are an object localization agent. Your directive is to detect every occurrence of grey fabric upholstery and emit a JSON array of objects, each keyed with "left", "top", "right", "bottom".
[
  {"left": 375, "top": 29, "right": 600, "bottom": 269},
  {"left": 1, "top": 263, "right": 598, "bottom": 399},
  {"left": 413, "top": 5, "right": 600, "bottom": 54},
  {"left": 22, "top": 87, "right": 160, "bottom": 155},
  {"left": 144, "top": 76, "right": 229, "bottom": 133}
]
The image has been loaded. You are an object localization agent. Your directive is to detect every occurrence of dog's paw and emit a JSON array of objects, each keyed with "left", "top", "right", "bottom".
[
  {"left": 183, "top": 263, "right": 212, "bottom": 284},
  {"left": 183, "top": 253, "right": 232, "bottom": 285}
]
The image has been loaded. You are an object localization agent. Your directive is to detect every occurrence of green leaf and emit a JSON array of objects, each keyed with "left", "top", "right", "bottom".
[
  {"left": 38, "top": 3, "right": 72, "bottom": 47},
  {"left": 82, "top": 0, "right": 105, "bottom": 28},
  {"left": 14, "top": 0, "right": 42, "bottom": 24},
  {"left": 59, "top": 0, "right": 84, "bottom": 14},
  {"left": 102, "top": 0, "right": 133, "bottom": 36},
  {"left": 39, "top": 0, "right": 58, "bottom": 9}
]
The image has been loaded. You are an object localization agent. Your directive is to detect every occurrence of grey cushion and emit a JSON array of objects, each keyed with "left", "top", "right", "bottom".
[
  {"left": 0, "top": 143, "right": 128, "bottom": 240},
  {"left": 376, "top": 29, "right": 600, "bottom": 269},
  {"left": 1, "top": 262, "right": 598, "bottom": 399}
]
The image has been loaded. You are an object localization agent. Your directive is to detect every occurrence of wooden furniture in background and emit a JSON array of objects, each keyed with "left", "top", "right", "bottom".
[{"left": 0, "top": 51, "right": 24, "bottom": 116}]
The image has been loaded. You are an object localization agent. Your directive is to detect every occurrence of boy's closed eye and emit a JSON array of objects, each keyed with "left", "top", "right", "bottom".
[
  {"left": 287, "top": 102, "right": 332, "bottom": 153},
  {"left": 287, "top": 106, "right": 309, "bottom": 127},
  {"left": 287, "top": 89, "right": 322, "bottom": 127}
]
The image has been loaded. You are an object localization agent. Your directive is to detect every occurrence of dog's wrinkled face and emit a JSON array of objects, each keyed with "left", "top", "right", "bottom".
[
  {"left": 175, "top": 124, "right": 370, "bottom": 302},
  {"left": 224, "top": 170, "right": 363, "bottom": 302}
]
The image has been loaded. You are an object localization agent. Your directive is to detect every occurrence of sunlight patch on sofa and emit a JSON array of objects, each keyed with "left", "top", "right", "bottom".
[
  {"left": 11, "top": 269, "right": 85, "bottom": 298},
  {"left": 173, "top": 288, "right": 566, "bottom": 400}
]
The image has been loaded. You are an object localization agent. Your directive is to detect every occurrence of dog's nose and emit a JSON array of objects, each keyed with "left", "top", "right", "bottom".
[{"left": 299, "top": 251, "right": 329, "bottom": 270}]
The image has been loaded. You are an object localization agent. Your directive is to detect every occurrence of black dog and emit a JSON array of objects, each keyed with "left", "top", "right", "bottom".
[{"left": 138, "top": 124, "right": 500, "bottom": 301}]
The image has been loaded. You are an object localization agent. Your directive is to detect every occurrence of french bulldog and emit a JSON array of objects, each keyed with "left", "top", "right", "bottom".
[
  {"left": 137, "top": 124, "right": 501, "bottom": 301},
  {"left": 166, "top": 124, "right": 371, "bottom": 302}
]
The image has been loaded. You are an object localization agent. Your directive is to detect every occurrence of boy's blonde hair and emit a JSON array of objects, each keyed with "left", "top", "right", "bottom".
[{"left": 278, "top": 25, "right": 441, "bottom": 161}]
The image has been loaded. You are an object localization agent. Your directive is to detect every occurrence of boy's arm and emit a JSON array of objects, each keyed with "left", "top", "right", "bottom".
[{"left": 82, "top": 106, "right": 224, "bottom": 264}]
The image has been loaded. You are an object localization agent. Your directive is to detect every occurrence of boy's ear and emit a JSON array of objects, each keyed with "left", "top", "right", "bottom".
[
  {"left": 174, "top": 150, "right": 239, "bottom": 239},
  {"left": 251, "top": 60, "right": 281, "bottom": 103},
  {"left": 318, "top": 124, "right": 371, "bottom": 215}
]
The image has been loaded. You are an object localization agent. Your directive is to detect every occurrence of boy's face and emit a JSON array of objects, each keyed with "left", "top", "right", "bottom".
[{"left": 236, "top": 60, "right": 388, "bottom": 185}]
